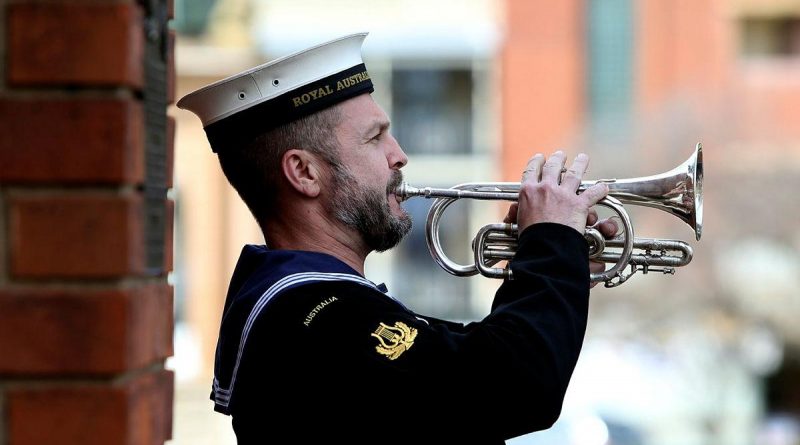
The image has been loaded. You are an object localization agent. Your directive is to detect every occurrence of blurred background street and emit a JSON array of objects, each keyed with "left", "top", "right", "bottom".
[{"left": 169, "top": 1, "right": 800, "bottom": 444}]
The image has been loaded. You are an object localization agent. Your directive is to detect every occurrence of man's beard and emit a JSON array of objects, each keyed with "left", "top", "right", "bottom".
[{"left": 328, "top": 165, "right": 412, "bottom": 252}]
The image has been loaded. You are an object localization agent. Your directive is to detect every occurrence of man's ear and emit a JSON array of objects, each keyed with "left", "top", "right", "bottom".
[{"left": 281, "top": 149, "right": 322, "bottom": 198}]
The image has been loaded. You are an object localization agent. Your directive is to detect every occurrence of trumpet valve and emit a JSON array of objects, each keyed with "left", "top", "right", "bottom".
[{"left": 585, "top": 227, "right": 606, "bottom": 259}]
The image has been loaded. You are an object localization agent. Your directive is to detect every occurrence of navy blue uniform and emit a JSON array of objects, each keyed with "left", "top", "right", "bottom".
[{"left": 212, "top": 223, "right": 591, "bottom": 444}]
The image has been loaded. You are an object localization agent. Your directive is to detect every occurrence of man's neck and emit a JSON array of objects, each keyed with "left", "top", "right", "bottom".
[{"left": 262, "top": 209, "right": 369, "bottom": 276}]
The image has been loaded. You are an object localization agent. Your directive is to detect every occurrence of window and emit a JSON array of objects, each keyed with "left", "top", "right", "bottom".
[
  {"left": 172, "top": 0, "right": 218, "bottom": 36},
  {"left": 390, "top": 69, "right": 473, "bottom": 155},
  {"left": 385, "top": 66, "right": 480, "bottom": 319},
  {"left": 587, "top": 0, "right": 633, "bottom": 123},
  {"left": 740, "top": 17, "right": 800, "bottom": 57}
]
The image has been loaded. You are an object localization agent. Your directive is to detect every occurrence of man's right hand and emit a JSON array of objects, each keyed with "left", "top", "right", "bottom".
[{"left": 512, "top": 151, "right": 609, "bottom": 235}]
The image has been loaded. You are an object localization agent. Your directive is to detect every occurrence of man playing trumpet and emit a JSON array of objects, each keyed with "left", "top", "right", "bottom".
[{"left": 179, "top": 33, "right": 617, "bottom": 444}]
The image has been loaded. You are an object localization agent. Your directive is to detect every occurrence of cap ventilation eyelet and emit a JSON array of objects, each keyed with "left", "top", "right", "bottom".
[
  {"left": 237, "top": 91, "right": 246, "bottom": 100},
  {"left": 272, "top": 79, "right": 280, "bottom": 86}
]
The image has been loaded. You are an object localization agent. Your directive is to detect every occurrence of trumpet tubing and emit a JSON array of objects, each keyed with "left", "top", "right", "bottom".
[
  {"left": 396, "top": 143, "right": 703, "bottom": 288},
  {"left": 480, "top": 232, "right": 694, "bottom": 269}
]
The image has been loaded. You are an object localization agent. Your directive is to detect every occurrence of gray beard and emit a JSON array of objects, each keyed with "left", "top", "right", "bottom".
[{"left": 329, "top": 165, "right": 412, "bottom": 252}]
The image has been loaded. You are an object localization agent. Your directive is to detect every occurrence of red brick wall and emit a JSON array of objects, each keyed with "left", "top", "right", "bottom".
[
  {"left": 501, "top": 0, "right": 585, "bottom": 180},
  {"left": 502, "top": 0, "right": 800, "bottom": 173},
  {"left": 0, "top": 1, "right": 175, "bottom": 444}
]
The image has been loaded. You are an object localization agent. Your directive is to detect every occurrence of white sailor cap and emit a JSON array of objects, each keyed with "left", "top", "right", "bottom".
[{"left": 177, "top": 33, "right": 373, "bottom": 153}]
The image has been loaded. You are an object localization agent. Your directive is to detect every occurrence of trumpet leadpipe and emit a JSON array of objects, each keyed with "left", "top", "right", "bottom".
[{"left": 396, "top": 183, "right": 518, "bottom": 202}]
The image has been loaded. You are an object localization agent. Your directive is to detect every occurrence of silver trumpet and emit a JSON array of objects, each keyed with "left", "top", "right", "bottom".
[{"left": 396, "top": 143, "right": 703, "bottom": 288}]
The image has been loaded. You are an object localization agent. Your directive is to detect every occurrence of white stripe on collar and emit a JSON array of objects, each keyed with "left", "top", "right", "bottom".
[{"left": 213, "top": 272, "right": 380, "bottom": 407}]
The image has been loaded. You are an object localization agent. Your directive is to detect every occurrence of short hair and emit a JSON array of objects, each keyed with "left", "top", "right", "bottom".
[{"left": 215, "top": 106, "right": 342, "bottom": 224}]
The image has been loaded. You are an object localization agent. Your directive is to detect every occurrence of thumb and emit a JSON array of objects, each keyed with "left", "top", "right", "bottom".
[{"left": 503, "top": 203, "right": 519, "bottom": 223}]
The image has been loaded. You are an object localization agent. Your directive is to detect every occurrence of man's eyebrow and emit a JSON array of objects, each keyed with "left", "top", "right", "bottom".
[{"left": 364, "top": 119, "right": 391, "bottom": 137}]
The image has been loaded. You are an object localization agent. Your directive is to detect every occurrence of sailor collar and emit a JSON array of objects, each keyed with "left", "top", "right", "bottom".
[{"left": 211, "top": 245, "right": 392, "bottom": 414}]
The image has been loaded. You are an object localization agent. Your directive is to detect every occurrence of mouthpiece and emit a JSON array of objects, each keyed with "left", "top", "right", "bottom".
[{"left": 394, "top": 182, "right": 421, "bottom": 202}]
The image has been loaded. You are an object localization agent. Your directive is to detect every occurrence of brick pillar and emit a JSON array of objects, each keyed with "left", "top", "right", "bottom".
[{"left": 0, "top": 1, "right": 175, "bottom": 444}]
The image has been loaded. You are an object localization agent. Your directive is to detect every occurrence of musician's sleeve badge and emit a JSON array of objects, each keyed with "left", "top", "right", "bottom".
[{"left": 371, "top": 321, "right": 417, "bottom": 360}]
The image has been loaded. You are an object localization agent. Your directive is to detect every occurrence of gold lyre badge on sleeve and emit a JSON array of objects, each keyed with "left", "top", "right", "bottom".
[{"left": 371, "top": 321, "right": 417, "bottom": 360}]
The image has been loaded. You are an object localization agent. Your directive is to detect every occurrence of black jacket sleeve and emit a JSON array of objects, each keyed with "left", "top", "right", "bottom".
[{"left": 285, "top": 222, "right": 590, "bottom": 442}]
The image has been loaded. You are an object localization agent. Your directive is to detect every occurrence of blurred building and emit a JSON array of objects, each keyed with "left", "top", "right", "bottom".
[
  {"left": 501, "top": 1, "right": 800, "bottom": 444},
  {"left": 171, "top": 0, "right": 800, "bottom": 444}
]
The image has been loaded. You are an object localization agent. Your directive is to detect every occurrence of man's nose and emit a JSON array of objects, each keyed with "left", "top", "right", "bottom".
[{"left": 388, "top": 135, "right": 408, "bottom": 169}]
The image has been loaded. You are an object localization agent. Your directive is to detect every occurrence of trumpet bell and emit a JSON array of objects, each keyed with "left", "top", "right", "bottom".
[{"left": 588, "top": 143, "right": 703, "bottom": 241}]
